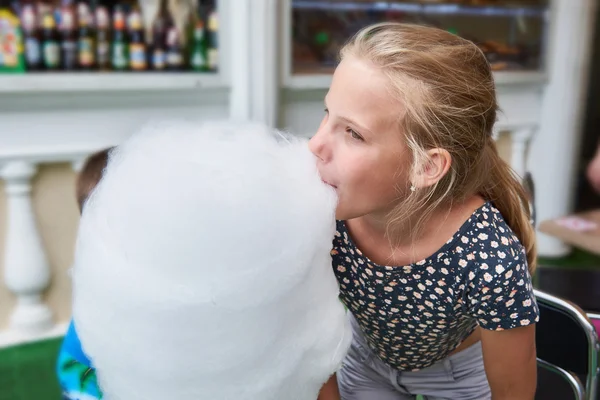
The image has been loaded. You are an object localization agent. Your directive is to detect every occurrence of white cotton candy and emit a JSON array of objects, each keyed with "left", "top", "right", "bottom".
[{"left": 71, "top": 120, "right": 351, "bottom": 400}]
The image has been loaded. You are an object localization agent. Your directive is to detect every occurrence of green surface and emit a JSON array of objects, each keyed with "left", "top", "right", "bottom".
[
  {"left": 0, "top": 337, "right": 63, "bottom": 400},
  {"left": 538, "top": 248, "right": 600, "bottom": 270},
  {"left": 0, "top": 334, "right": 427, "bottom": 400}
]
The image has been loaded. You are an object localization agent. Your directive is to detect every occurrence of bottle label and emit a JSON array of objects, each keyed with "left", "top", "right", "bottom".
[
  {"left": 96, "top": 7, "right": 109, "bottom": 29},
  {"left": 208, "top": 48, "right": 218, "bottom": 70},
  {"left": 208, "top": 12, "right": 218, "bottom": 31},
  {"left": 97, "top": 41, "right": 109, "bottom": 63},
  {"left": 152, "top": 49, "right": 165, "bottom": 69},
  {"left": 60, "top": 9, "right": 75, "bottom": 31},
  {"left": 112, "top": 42, "right": 127, "bottom": 69},
  {"left": 78, "top": 37, "right": 94, "bottom": 66},
  {"left": 166, "top": 51, "right": 182, "bottom": 67},
  {"left": 25, "top": 37, "right": 41, "bottom": 64},
  {"left": 166, "top": 28, "right": 178, "bottom": 47},
  {"left": 3, "top": 55, "right": 17, "bottom": 67},
  {"left": 194, "top": 26, "right": 205, "bottom": 42},
  {"left": 113, "top": 10, "right": 125, "bottom": 30},
  {"left": 77, "top": 3, "right": 92, "bottom": 27},
  {"left": 128, "top": 12, "right": 142, "bottom": 31},
  {"left": 43, "top": 41, "right": 60, "bottom": 67},
  {"left": 1, "top": 52, "right": 17, "bottom": 67},
  {"left": 21, "top": 5, "right": 36, "bottom": 32},
  {"left": 190, "top": 51, "right": 205, "bottom": 69},
  {"left": 129, "top": 43, "right": 146, "bottom": 69},
  {"left": 42, "top": 13, "right": 56, "bottom": 30},
  {"left": 61, "top": 39, "right": 77, "bottom": 67},
  {"left": 0, "top": 14, "right": 19, "bottom": 67}
]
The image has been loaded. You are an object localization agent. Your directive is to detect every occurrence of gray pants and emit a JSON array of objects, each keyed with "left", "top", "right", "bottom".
[{"left": 338, "top": 320, "right": 491, "bottom": 400}]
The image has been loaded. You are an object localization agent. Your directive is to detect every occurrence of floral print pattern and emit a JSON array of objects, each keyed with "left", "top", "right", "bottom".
[{"left": 332, "top": 203, "right": 539, "bottom": 371}]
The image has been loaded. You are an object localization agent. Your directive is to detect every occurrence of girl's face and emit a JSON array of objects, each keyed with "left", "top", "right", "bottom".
[{"left": 309, "top": 56, "right": 410, "bottom": 221}]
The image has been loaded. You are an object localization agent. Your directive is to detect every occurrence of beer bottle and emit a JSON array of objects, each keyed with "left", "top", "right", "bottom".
[
  {"left": 127, "top": 2, "right": 146, "bottom": 71},
  {"left": 40, "top": 11, "right": 60, "bottom": 70},
  {"left": 94, "top": 0, "right": 110, "bottom": 70},
  {"left": 76, "top": 0, "right": 95, "bottom": 69},
  {"left": 20, "top": 0, "right": 42, "bottom": 70},
  {"left": 165, "top": 25, "right": 182, "bottom": 71},
  {"left": 205, "top": 0, "right": 217, "bottom": 71},
  {"left": 111, "top": 3, "right": 127, "bottom": 70},
  {"left": 58, "top": 0, "right": 77, "bottom": 70},
  {"left": 149, "top": 0, "right": 170, "bottom": 71},
  {"left": 187, "top": 13, "right": 207, "bottom": 71}
]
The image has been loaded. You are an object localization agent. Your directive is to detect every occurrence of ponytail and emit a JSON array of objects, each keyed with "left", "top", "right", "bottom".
[{"left": 480, "top": 139, "right": 537, "bottom": 274}]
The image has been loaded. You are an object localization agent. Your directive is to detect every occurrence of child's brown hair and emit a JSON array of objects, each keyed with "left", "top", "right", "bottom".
[{"left": 76, "top": 147, "right": 114, "bottom": 213}]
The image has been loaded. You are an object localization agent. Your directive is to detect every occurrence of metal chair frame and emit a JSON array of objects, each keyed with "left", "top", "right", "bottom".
[
  {"left": 534, "top": 289, "right": 599, "bottom": 400},
  {"left": 537, "top": 358, "right": 586, "bottom": 400}
]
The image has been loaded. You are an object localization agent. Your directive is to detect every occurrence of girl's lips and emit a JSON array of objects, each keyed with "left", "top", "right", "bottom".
[{"left": 322, "top": 179, "right": 337, "bottom": 188}]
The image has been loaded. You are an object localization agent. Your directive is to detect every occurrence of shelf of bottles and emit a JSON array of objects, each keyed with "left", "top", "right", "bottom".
[
  {"left": 0, "top": 0, "right": 218, "bottom": 82},
  {"left": 289, "top": 0, "right": 550, "bottom": 86}
]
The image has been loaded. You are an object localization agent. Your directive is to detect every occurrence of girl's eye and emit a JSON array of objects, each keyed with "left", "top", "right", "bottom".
[
  {"left": 324, "top": 108, "right": 329, "bottom": 114},
  {"left": 347, "top": 128, "right": 364, "bottom": 141}
]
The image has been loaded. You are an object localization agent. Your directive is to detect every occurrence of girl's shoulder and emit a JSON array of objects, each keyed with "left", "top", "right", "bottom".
[
  {"left": 441, "top": 202, "right": 527, "bottom": 269},
  {"left": 458, "top": 205, "right": 538, "bottom": 329},
  {"left": 466, "top": 202, "right": 525, "bottom": 253}
]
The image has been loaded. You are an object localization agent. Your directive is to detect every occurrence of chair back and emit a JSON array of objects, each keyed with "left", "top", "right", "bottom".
[
  {"left": 536, "top": 358, "right": 585, "bottom": 400},
  {"left": 534, "top": 289, "right": 599, "bottom": 399}
]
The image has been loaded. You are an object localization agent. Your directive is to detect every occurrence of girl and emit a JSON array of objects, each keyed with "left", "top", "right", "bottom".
[{"left": 312, "top": 23, "right": 539, "bottom": 400}]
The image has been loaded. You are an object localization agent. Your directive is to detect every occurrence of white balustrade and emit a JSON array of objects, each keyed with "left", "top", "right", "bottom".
[
  {"left": 511, "top": 126, "right": 536, "bottom": 181},
  {"left": 0, "top": 161, "right": 53, "bottom": 336}
]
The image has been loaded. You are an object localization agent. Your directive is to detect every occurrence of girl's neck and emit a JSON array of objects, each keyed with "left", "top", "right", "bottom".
[{"left": 347, "top": 195, "right": 485, "bottom": 266}]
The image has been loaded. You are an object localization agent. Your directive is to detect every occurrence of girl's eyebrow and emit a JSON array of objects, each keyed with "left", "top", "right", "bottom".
[
  {"left": 340, "top": 116, "right": 373, "bottom": 136},
  {"left": 324, "top": 96, "right": 374, "bottom": 136}
]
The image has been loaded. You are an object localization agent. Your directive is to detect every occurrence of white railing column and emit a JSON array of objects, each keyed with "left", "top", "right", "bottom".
[
  {"left": 1, "top": 161, "right": 53, "bottom": 335},
  {"left": 510, "top": 126, "right": 536, "bottom": 181}
]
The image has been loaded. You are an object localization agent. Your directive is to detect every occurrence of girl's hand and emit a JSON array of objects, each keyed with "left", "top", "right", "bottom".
[{"left": 318, "top": 374, "right": 341, "bottom": 400}]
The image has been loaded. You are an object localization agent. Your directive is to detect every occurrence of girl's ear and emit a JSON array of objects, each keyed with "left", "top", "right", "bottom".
[{"left": 412, "top": 148, "right": 452, "bottom": 189}]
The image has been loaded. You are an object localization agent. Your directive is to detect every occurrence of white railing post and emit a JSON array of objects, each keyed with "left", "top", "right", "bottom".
[
  {"left": 1, "top": 161, "right": 53, "bottom": 335},
  {"left": 510, "top": 126, "right": 536, "bottom": 181}
]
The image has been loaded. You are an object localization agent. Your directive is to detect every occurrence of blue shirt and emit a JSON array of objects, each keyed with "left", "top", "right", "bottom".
[
  {"left": 62, "top": 320, "right": 93, "bottom": 366},
  {"left": 56, "top": 320, "right": 101, "bottom": 399}
]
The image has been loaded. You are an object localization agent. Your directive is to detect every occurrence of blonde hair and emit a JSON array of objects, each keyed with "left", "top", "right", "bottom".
[{"left": 341, "top": 22, "right": 536, "bottom": 273}]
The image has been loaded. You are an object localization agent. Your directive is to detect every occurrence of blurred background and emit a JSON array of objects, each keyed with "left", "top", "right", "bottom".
[{"left": 0, "top": 0, "right": 599, "bottom": 398}]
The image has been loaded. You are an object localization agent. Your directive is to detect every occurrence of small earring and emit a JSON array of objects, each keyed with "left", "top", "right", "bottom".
[{"left": 410, "top": 185, "right": 416, "bottom": 192}]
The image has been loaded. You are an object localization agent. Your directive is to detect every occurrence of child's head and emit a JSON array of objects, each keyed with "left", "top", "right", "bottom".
[
  {"left": 309, "top": 22, "right": 536, "bottom": 271},
  {"left": 76, "top": 147, "right": 114, "bottom": 213}
]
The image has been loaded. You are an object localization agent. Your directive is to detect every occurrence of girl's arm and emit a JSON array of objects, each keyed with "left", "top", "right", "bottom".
[
  {"left": 587, "top": 142, "right": 600, "bottom": 194},
  {"left": 318, "top": 374, "right": 341, "bottom": 400},
  {"left": 480, "top": 324, "right": 537, "bottom": 400}
]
